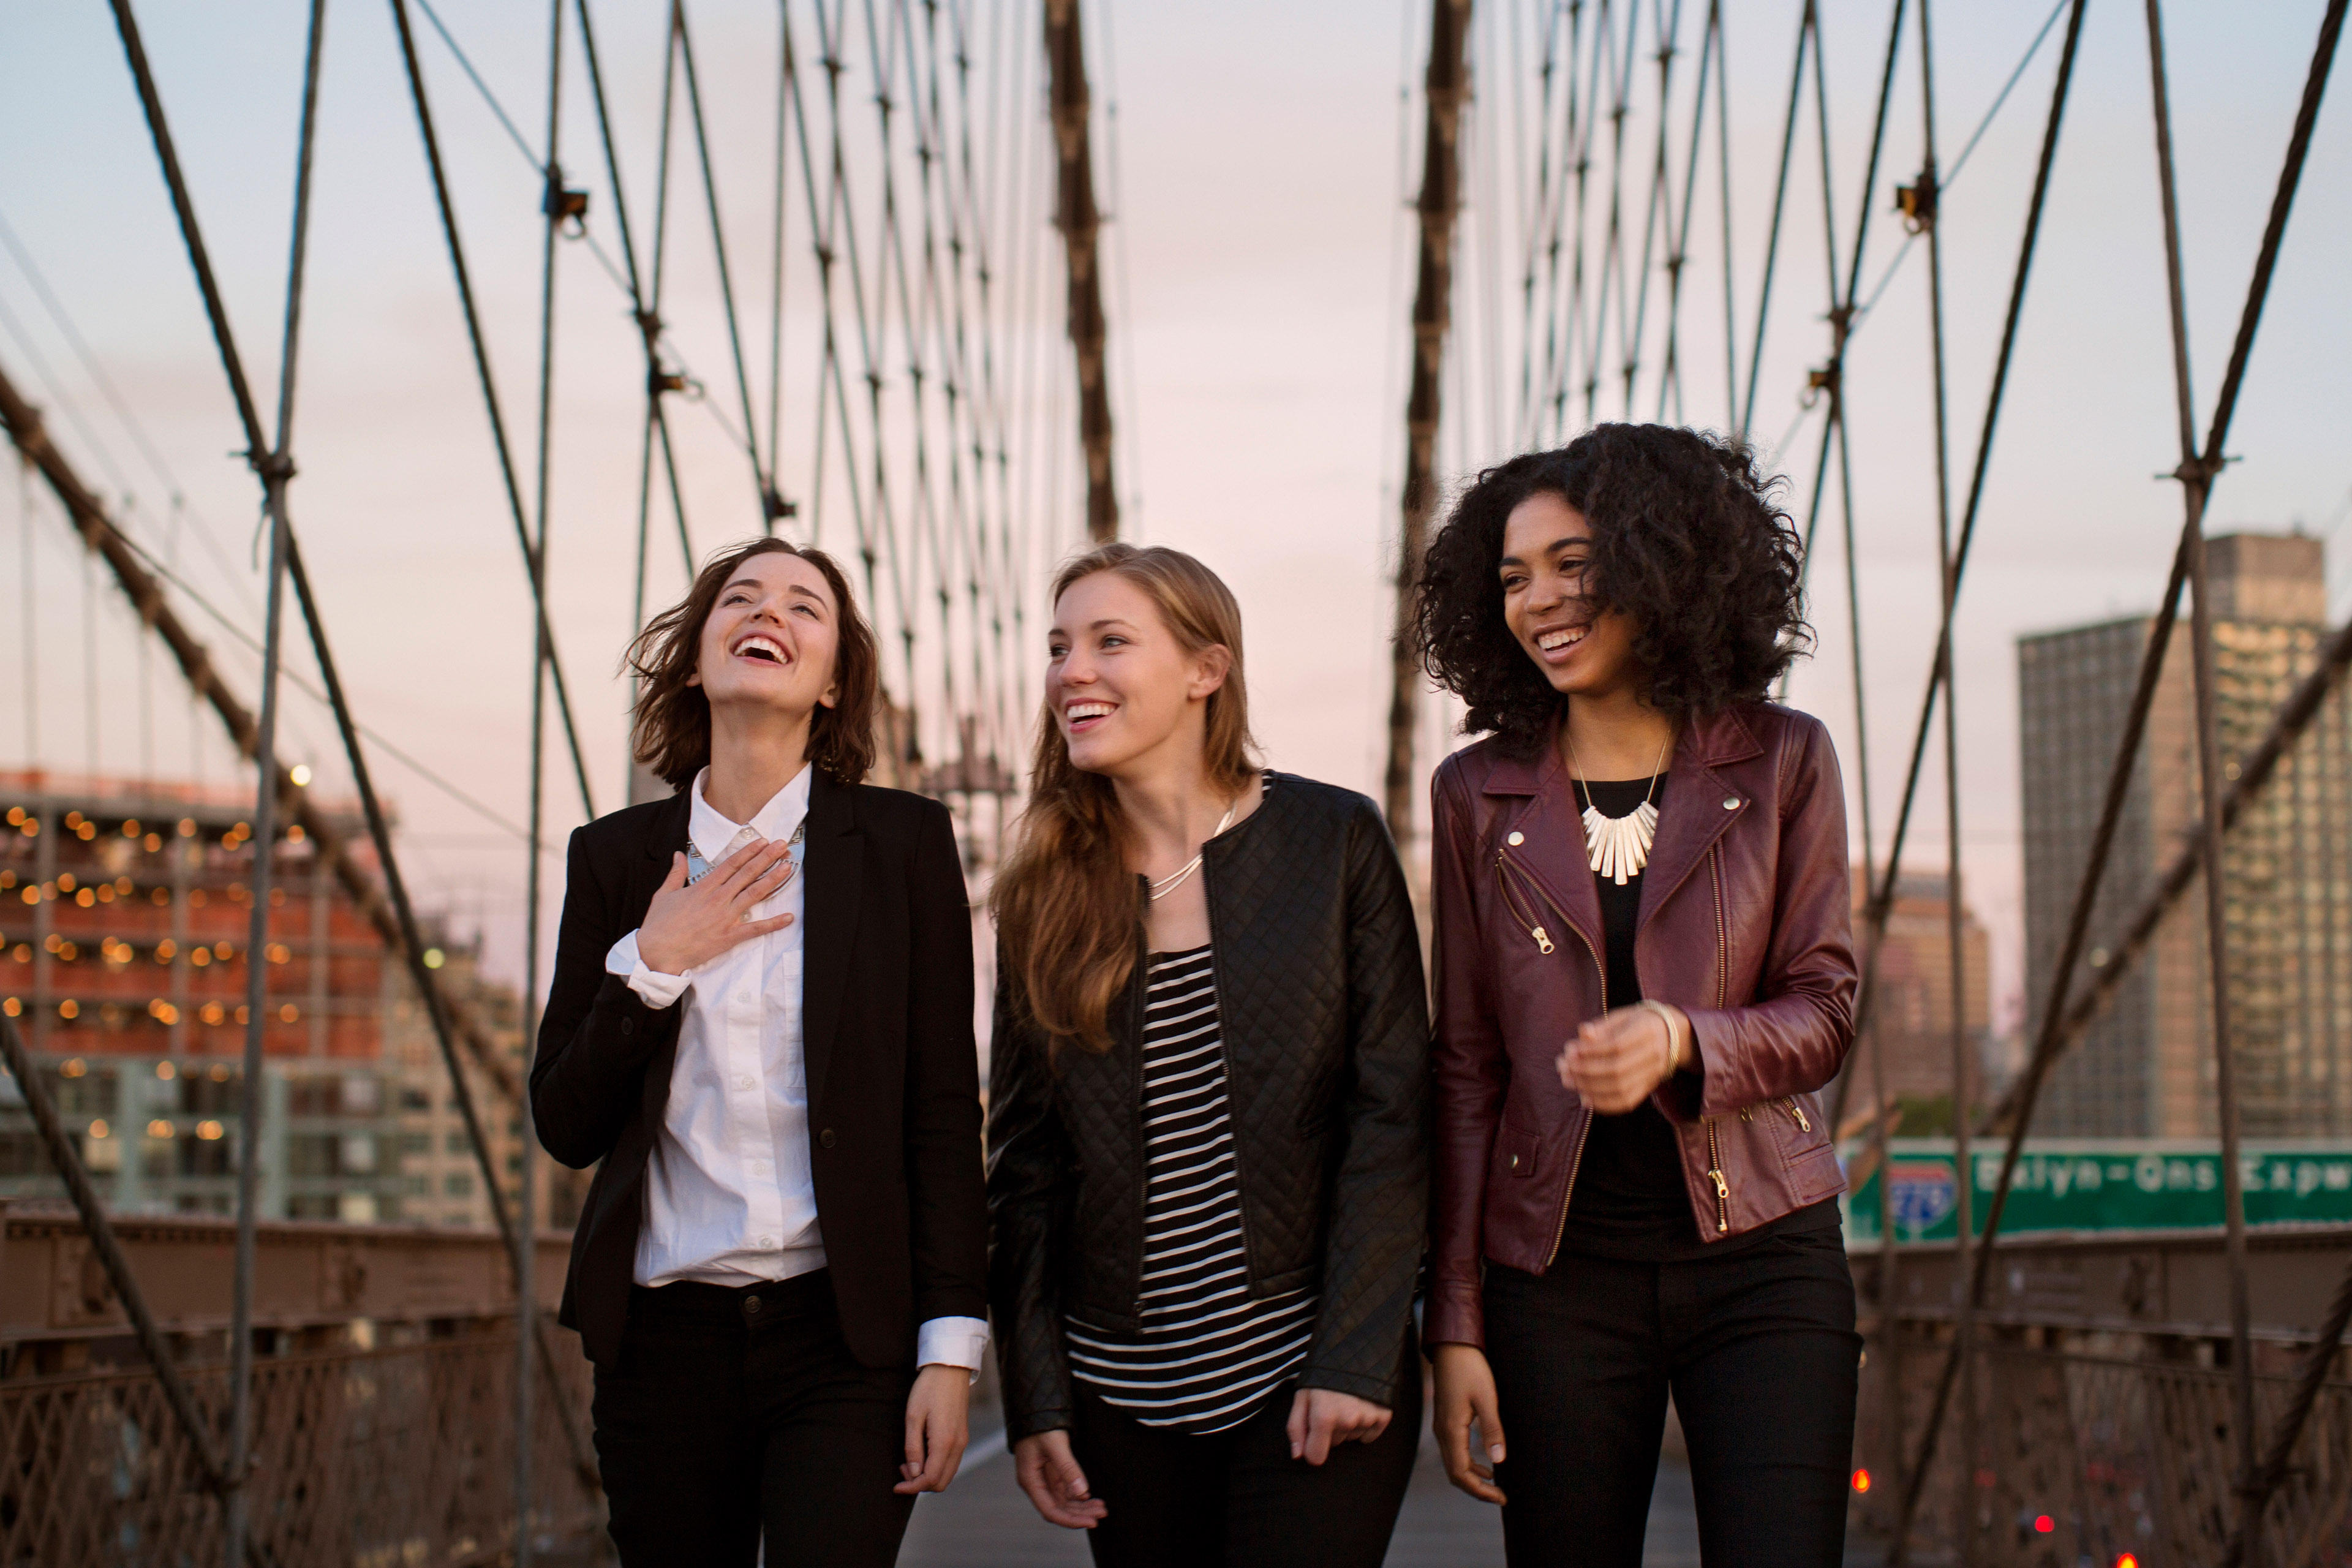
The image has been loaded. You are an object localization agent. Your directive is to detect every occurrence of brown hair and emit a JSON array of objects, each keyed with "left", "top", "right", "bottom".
[
  {"left": 627, "top": 538, "right": 880, "bottom": 789},
  {"left": 991, "top": 543, "right": 1257, "bottom": 1054}
]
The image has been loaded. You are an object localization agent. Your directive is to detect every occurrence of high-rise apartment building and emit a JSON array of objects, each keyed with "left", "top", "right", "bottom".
[
  {"left": 2018, "top": 533, "right": 2352, "bottom": 1137},
  {"left": 0, "top": 772, "right": 561, "bottom": 1229}
]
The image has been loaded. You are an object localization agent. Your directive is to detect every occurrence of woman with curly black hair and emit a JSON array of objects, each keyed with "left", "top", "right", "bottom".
[{"left": 1415, "top": 423, "right": 1862, "bottom": 1566}]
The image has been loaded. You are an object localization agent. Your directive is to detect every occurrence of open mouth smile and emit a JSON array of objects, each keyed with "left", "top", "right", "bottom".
[
  {"left": 1064, "top": 700, "right": 1117, "bottom": 733},
  {"left": 1533, "top": 625, "right": 1588, "bottom": 663},
  {"left": 733, "top": 633, "right": 789, "bottom": 666}
]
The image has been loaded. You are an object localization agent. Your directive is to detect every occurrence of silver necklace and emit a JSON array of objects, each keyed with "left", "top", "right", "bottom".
[
  {"left": 1564, "top": 728, "right": 1672, "bottom": 887},
  {"left": 1147, "top": 800, "right": 1238, "bottom": 902}
]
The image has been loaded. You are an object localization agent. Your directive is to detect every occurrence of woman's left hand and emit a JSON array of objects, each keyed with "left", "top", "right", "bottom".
[
  {"left": 1559, "top": 1003, "right": 1692, "bottom": 1114},
  {"left": 895, "top": 1364, "right": 971, "bottom": 1494},
  {"left": 1286, "top": 1387, "right": 1393, "bottom": 1466}
]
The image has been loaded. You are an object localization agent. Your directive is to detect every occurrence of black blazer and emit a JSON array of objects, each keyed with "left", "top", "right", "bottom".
[{"left": 532, "top": 769, "right": 987, "bottom": 1369}]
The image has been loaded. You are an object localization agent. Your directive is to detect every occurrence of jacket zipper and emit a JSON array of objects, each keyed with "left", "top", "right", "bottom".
[
  {"left": 1704, "top": 844, "right": 1730, "bottom": 1233},
  {"left": 1705, "top": 1118, "right": 1730, "bottom": 1232},
  {"left": 1494, "top": 848, "right": 1603, "bottom": 1268},
  {"left": 1780, "top": 1097, "right": 1812, "bottom": 1133}
]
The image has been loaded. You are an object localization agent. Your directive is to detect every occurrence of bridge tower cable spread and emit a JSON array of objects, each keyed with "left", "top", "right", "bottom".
[
  {"left": 1044, "top": 0, "right": 1117, "bottom": 541},
  {"left": 1383, "top": 0, "right": 1472, "bottom": 841}
]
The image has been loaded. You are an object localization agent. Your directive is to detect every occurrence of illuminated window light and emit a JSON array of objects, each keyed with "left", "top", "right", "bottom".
[
  {"left": 146, "top": 1119, "right": 175, "bottom": 1139},
  {"left": 58, "top": 1000, "right": 79, "bottom": 1020},
  {"left": 1850, "top": 1469, "right": 1871, "bottom": 1495},
  {"left": 197, "top": 1120, "right": 225, "bottom": 1140},
  {"left": 156, "top": 1058, "right": 176, "bottom": 1079},
  {"left": 290, "top": 764, "right": 312, "bottom": 787},
  {"left": 88, "top": 1118, "right": 110, "bottom": 1139},
  {"left": 1, "top": 998, "right": 17, "bottom": 1017},
  {"left": 61, "top": 1058, "right": 86, "bottom": 1078},
  {"left": 279, "top": 1004, "right": 300, "bottom": 1023}
]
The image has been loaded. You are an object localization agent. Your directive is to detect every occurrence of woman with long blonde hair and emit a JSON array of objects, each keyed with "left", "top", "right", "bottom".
[{"left": 986, "top": 543, "right": 1428, "bottom": 1566}]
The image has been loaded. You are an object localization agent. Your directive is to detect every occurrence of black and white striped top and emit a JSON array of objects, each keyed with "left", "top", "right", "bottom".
[{"left": 1065, "top": 946, "right": 1317, "bottom": 1433}]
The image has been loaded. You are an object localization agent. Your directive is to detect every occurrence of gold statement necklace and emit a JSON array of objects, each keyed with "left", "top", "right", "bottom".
[{"left": 1564, "top": 726, "right": 1672, "bottom": 886}]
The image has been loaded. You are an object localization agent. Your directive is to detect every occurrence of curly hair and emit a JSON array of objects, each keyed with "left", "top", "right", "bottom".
[{"left": 1411, "top": 423, "right": 1809, "bottom": 756}]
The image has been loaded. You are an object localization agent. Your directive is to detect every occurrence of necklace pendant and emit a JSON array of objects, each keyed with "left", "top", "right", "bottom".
[{"left": 1582, "top": 799, "right": 1660, "bottom": 886}]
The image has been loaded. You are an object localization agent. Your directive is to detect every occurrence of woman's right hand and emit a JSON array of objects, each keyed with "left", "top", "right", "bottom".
[
  {"left": 635, "top": 839, "right": 799, "bottom": 976},
  {"left": 1431, "top": 1342, "right": 1508, "bottom": 1505},
  {"left": 1012, "top": 1430, "right": 1106, "bottom": 1529}
]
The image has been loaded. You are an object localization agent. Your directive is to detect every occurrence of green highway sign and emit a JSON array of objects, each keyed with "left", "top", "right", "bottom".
[{"left": 1842, "top": 1139, "right": 2352, "bottom": 1244}]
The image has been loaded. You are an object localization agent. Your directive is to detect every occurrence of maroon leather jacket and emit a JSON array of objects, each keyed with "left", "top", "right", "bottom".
[{"left": 1426, "top": 703, "right": 1856, "bottom": 1349}]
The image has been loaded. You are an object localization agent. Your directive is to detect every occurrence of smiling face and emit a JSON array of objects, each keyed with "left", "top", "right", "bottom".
[
  {"left": 1046, "top": 570, "right": 1229, "bottom": 778},
  {"left": 1499, "top": 491, "right": 1644, "bottom": 701},
  {"left": 688, "top": 549, "right": 842, "bottom": 722}
]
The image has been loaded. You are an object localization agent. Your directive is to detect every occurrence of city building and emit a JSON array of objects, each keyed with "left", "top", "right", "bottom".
[
  {"left": 0, "top": 771, "right": 562, "bottom": 1229},
  {"left": 2018, "top": 532, "right": 2352, "bottom": 1137},
  {"left": 1852, "top": 866, "right": 1994, "bottom": 1106}
]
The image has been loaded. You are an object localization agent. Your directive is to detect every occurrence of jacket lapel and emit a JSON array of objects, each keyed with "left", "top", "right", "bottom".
[
  {"left": 636, "top": 790, "right": 692, "bottom": 1127},
  {"left": 798, "top": 769, "right": 861, "bottom": 1116},
  {"left": 1485, "top": 739, "right": 1607, "bottom": 957},
  {"left": 1637, "top": 707, "right": 1764, "bottom": 933}
]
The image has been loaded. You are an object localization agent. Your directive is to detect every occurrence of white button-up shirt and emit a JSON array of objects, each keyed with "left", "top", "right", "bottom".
[{"left": 605, "top": 765, "right": 987, "bottom": 1372}]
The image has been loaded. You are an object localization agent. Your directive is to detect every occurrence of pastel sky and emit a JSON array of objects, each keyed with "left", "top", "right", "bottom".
[{"left": 3, "top": 0, "right": 2348, "bottom": 1036}]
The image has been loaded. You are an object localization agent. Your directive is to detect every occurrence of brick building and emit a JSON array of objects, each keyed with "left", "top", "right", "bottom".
[{"left": 0, "top": 772, "right": 557, "bottom": 1229}]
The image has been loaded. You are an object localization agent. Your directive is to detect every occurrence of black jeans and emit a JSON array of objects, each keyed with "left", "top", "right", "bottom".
[
  {"left": 1483, "top": 1227, "right": 1861, "bottom": 1568},
  {"left": 590, "top": 1270, "right": 918, "bottom": 1567},
  {"left": 1069, "top": 1362, "right": 1422, "bottom": 1568}
]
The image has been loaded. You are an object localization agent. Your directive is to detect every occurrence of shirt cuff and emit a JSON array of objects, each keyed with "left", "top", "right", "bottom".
[
  {"left": 916, "top": 1315, "right": 991, "bottom": 1381},
  {"left": 604, "top": 929, "right": 689, "bottom": 1009}
]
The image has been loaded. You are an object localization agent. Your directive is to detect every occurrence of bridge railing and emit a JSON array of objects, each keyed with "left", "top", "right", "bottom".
[
  {"left": 0, "top": 1199, "right": 600, "bottom": 1567},
  {"left": 1850, "top": 1224, "right": 2352, "bottom": 1566}
]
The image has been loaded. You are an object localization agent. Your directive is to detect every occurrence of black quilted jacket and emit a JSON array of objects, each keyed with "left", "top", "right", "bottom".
[{"left": 986, "top": 773, "right": 1430, "bottom": 1441}]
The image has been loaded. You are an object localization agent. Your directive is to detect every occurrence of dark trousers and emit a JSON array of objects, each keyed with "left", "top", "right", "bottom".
[
  {"left": 590, "top": 1270, "right": 917, "bottom": 1568},
  {"left": 1070, "top": 1361, "right": 1422, "bottom": 1568},
  {"left": 1483, "top": 1228, "right": 1861, "bottom": 1568}
]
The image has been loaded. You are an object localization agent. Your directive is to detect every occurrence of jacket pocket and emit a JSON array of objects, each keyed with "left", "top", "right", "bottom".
[
  {"left": 1490, "top": 1119, "right": 1542, "bottom": 1182},
  {"left": 1785, "top": 1140, "right": 1845, "bottom": 1204}
]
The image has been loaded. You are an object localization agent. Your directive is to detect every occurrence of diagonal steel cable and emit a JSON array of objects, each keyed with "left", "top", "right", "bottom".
[
  {"left": 1884, "top": 2, "right": 2344, "bottom": 1558},
  {"left": 385, "top": 0, "right": 597, "bottom": 822},
  {"left": 1736, "top": 1, "right": 1812, "bottom": 440},
  {"left": 100, "top": 3, "right": 601, "bottom": 1522}
]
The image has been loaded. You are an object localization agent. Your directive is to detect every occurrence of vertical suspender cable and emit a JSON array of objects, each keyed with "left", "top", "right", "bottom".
[
  {"left": 514, "top": 2, "right": 568, "bottom": 1558},
  {"left": 102, "top": 2, "right": 605, "bottom": 1535},
  {"left": 1901, "top": 11, "right": 1977, "bottom": 1559},
  {"left": 99, "top": 3, "right": 327, "bottom": 1559}
]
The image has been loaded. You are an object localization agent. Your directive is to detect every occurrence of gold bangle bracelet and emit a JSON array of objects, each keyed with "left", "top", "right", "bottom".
[{"left": 1637, "top": 999, "right": 1679, "bottom": 1077}]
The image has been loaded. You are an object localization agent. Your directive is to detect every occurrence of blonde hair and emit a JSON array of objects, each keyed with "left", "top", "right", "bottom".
[{"left": 991, "top": 543, "right": 1257, "bottom": 1054}]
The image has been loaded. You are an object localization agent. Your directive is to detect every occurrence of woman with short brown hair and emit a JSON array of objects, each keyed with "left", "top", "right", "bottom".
[{"left": 535, "top": 537, "right": 988, "bottom": 1567}]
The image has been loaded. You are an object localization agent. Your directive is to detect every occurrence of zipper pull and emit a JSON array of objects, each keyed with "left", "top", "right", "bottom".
[
  {"left": 1708, "top": 1167, "right": 1730, "bottom": 1231},
  {"left": 1708, "top": 1167, "right": 1728, "bottom": 1200},
  {"left": 1785, "top": 1098, "right": 1812, "bottom": 1133},
  {"left": 1530, "top": 925, "right": 1555, "bottom": 955}
]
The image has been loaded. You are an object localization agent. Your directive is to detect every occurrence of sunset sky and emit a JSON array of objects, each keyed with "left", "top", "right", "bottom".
[{"left": 4, "top": 0, "right": 2348, "bottom": 1033}]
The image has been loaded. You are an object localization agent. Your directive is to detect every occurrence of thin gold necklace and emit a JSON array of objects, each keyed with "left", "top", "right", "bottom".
[
  {"left": 1148, "top": 799, "right": 1238, "bottom": 902},
  {"left": 1563, "top": 726, "right": 1672, "bottom": 886}
]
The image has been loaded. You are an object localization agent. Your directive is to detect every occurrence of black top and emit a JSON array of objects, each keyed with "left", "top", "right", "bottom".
[
  {"left": 1558, "top": 774, "right": 1838, "bottom": 1262},
  {"left": 531, "top": 771, "right": 988, "bottom": 1368}
]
